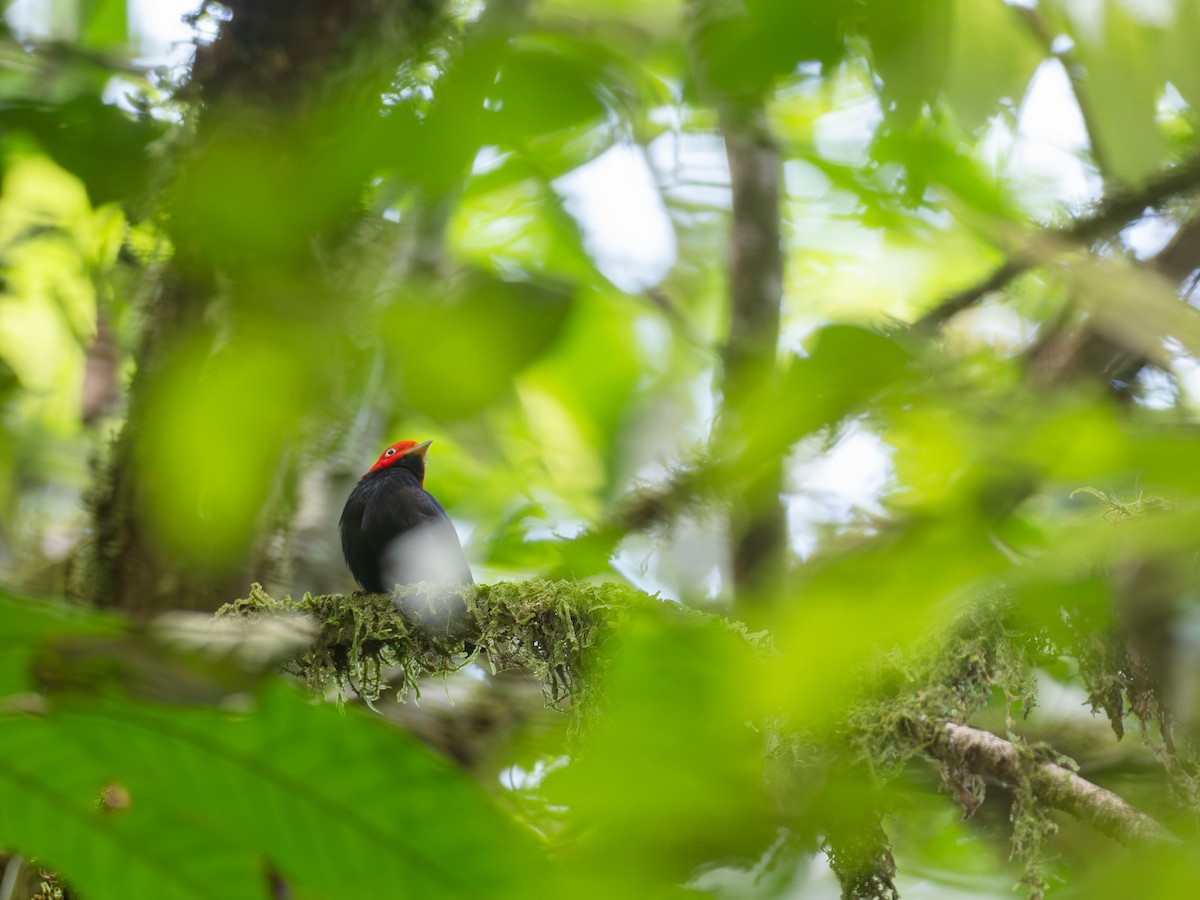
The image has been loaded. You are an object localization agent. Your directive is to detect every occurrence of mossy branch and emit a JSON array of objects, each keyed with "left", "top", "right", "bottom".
[
  {"left": 221, "top": 579, "right": 1173, "bottom": 859},
  {"left": 914, "top": 720, "right": 1175, "bottom": 847},
  {"left": 218, "top": 580, "right": 697, "bottom": 710}
]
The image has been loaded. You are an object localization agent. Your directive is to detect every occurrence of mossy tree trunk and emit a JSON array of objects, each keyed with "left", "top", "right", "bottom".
[{"left": 88, "top": 1, "right": 440, "bottom": 613}]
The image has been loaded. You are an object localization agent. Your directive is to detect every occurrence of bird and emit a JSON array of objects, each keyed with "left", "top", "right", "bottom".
[{"left": 339, "top": 439, "right": 473, "bottom": 592}]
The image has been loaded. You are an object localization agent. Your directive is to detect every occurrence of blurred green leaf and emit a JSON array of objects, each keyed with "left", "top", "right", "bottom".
[
  {"left": 169, "top": 109, "right": 380, "bottom": 267},
  {"left": 79, "top": 0, "right": 128, "bottom": 52},
  {"left": 492, "top": 37, "right": 608, "bottom": 143},
  {"left": 943, "top": 0, "right": 1042, "bottom": 132},
  {"left": 770, "top": 518, "right": 1004, "bottom": 724},
  {"left": 452, "top": 171, "right": 599, "bottom": 280},
  {"left": 689, "top": 0, "right": 847, "bottom": 98},
  {"left": 871, "top": 125, "right": 1020, "bottom": 218},
  {"left": 1164, "top": 1, "right": 1200, "bottom": 112},
  {"left": 1047, "top": 0, "right": 1167, "bottom": 184},
  {"left": 862, "top": 0, "right": 953, "bottom": 130},
  {"left": 517, "top": 290, "right": 644, "bottom": 513},
  {"left": 0, "top": 588, "right": 546, "bottom": 900},
  {"left": 137, "top": 330, "right": 308, "bottom": 567},
  {"left": 0, "top": 96, "right": 159, "bottom": 205},
  {"left": 385, "top": 270, "right": 575, "bottom": 421},
  {"left": 730, "top": 325, "right": 914, "bottom": 473},
  {"left": 549, "top": 607, "right": 775, "bottom": 889},
  {"left": 0, "top": 591, "right": 122, "bottom": 695}
]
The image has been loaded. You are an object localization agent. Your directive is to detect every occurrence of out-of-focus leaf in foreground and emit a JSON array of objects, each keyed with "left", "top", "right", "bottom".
[
  {"left": 0, "top": 589, "right": 547, "bottom": 900},
  {"left": 548, "top": 607, "right": 776, "bottom": 892},
  {"left": 0, "top": 96, "right": 160, "bottom": 205}
]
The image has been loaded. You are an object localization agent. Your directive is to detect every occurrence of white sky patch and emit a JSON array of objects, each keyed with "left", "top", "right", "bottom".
[
  {"left": 129, "top": 0, "right": 199, "bottom": 64},
  {"left": 813, "top": 71, "right": 883, "bottom": 166},
  {"left": 1135, "top": 366, "right": 1177, "bottom": 409},
  {"left": 787, "top": 425, "right": 894, "bottom": 559},
  {"left": 612, "top": 516, "right": 727, "bottom": 604},
  {"left": 554, "top": 143, "right": 677, "bottom": 293},
  {"left": 950, "top": 301, "right": 1039, "bottom": 354},
  {"left": 1009, "top": 60, "right": 1101, "bottom": 215},
  {"left": 647, "top": 130, "right": 731, "bottom": 211},
  {"left": 7, "top": 0, "right": 200, "bottom": 66},
  {"left": 1122, "top": 214, "right": 1180, "bottom": 259},
  {"left": 500, "top": 756, "right": 569, "bottom": 792}
]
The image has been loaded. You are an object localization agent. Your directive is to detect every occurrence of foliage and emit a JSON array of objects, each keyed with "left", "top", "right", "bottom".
[
  {"left": 6, "top": 0, "right": 1200, "bottom": 898},
  {"left": 0, "top": 590, "right": 543, "bottom": 900}
]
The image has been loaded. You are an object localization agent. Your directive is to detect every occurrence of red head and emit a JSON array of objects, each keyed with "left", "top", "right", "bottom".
[{"left": 363, "top": 439, "right": 432, "bottom": 481}]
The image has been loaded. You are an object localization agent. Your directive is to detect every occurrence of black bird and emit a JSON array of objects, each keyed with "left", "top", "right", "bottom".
[{"left": 339, "top": 439, "right": 473, "bottom": 592}]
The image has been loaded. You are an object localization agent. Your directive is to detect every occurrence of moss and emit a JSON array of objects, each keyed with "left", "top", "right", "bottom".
[
  {"left": 1068, "top": 487, "right": 1173, "bottom": 520},
  {"left": 1009, "top": 757, "right": 1059, "bottom": 900},
  {"left": 218, "top": 579, "right": 670, "bottom": 711},
  {"left": 221, "top": 579, "right": 1102, "bottom": 900},
  {"left": 841, "top": 589, "right": 1058, "bottom": 897},
  {"left": 844, "top": 589, "right": 1037, "bottom": 783}
]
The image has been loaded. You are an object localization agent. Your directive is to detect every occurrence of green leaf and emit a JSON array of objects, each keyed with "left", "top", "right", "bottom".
[
  {"left": 491, "top": 37, "right": 608, "bottom": 143},
  {"left": 549, "top": 607, "right": 774, "bottom": 889},
  {"left": 0, "top": 96, "right": 159, "bottom": 205},
  {"left": 0, "top": 591, "right": 122, "bottom": 695},
  {"left": 1164, "top": 1, "right": 1200, "bottom": 112},
  {"left": 0, "top": 588, "right": 548, "bottom": 899},
  {"left": 384, "top": 270, "right": 575, "bottom": 421},
  {"left": 689, "top": 0, "right": 847, "bottom": 98},
  {"left": 138, "top": 333, "right": 307, "bottom": 567},
  {"left": 943, "top": 0, "right": 1043, "bottom": 131},
  {"left": 769, "top": 325, "right": 913, "bottom": 448},
  {"left": 0, "top": 715, "right": 262, "bottom": 900},
  {"left": 1051, "top": 0, "right": 1167, "bottom": 184},
  {"left": 79, "top": 0, "right": 128, "bottom": 51},
  {"left": 862, "top": 0, "right": 953, "bottom": 129}
]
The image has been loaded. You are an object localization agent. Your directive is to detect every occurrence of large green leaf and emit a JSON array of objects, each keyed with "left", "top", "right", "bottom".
[
  {"left": 491, "top": 36, "right": 608, "bottom": 143},
  {"left": 1048, "top": 0, "right": 1167, "bottom": 184},
  {"left": 0, "top": 96, "right": 159, "bottom": 205},
  {"left": 79, "top": 0, "right": 128, "bottom": 52},
  {"left": 0, "top": 593, "right": 122, "bottom": 695},
  {"left": 0, "top": 591, "right": 549, "bottom": 899},
  {"left": 384, "top": 269, "right": 576, "bottom": 421},
  {"left": 548, "top": 607, "right": 775, "bottom": 891},
  {"left": 689, "top": 0, "right": 848, "bottom": 98},
  {"left": 943, "top": 0, "right": 1043, "bottom": 131},
  {"left": 862, "top": 0, "right": 953, "bottom": 129}
]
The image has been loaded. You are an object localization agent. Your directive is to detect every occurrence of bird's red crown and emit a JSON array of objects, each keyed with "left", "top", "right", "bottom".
[{"left": 363, "top": 439, "right": 431, "bottom": 481}]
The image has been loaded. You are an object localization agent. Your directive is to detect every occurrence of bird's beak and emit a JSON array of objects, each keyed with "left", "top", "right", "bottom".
[{"left": 405, "top": 440, "right": 432, "bottom": 460}]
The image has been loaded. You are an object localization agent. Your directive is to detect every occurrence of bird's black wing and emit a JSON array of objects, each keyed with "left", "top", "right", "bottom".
[
  {"left": 356, "top": 475, "right": 474, "bottom": 587},
  {"left": 339, "top": 477, "right": 388, "bottom": 591}
]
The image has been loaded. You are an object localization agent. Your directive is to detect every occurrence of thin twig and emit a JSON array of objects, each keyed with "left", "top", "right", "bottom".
[
  {"left": 0, "top": 855, "right": 23, "bottom": 900},
  {"left": 916, "top": 151, "right": 1200, "bottom": 332},
  {"left": 717, "top": 102, "right": 788, "bottom": 613}
]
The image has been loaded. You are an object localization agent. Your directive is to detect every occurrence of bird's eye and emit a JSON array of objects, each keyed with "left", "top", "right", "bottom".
[{"left": 385, "top": 448, "right": 397, "bottom": 457}]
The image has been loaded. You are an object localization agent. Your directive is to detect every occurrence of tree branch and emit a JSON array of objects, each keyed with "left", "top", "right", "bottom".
[
  {"left": 915, "top": 150, "right": 1200, "bottom": 332},
  {"left": 220, "top": 582, "right": 1178, "bottom": 854},
  {"left": 921, "top": 721, "right": 1175, "bottom": 846},
  {"left": 717, "top": 102, "right": 788, "bottom": 617},
  {"left": 217, "top": 580, "right": 750, "bottom": 710}
]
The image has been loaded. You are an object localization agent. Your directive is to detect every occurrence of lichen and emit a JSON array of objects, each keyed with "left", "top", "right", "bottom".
[
  {"left": 844, "top": 589, "right": 1038, "bottom": 785},
  {"left": 217, "top": 579, "right": 668, "bottom": 713},
  {"left": 840, "top": 589, "right": 1057, "bottom": 898},
  {"left": 1010, "top": 754, "right": 1060, "bottom": 900}
]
